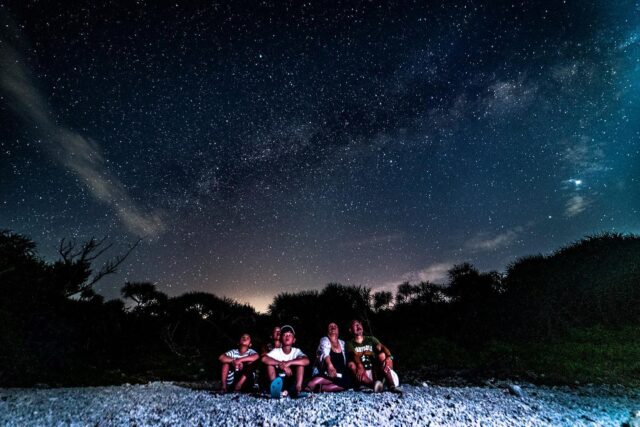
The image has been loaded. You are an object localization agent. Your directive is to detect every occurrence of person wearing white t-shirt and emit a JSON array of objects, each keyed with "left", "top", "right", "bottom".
[
  {"left": 261, "top": 325, "right": 309, "bottom": 397},
  {"left": 218, "top": 333, "right": 259, "bottom": 393}
]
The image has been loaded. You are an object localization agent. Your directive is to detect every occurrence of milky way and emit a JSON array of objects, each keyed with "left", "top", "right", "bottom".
[{"left": 1, "top": 1, "right": 639, "bottom": 311}]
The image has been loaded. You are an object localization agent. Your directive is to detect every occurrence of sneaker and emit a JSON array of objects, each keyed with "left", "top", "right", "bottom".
[
  {"left": 270, "top": 377, "right": 283, "bottom": 399},
  {"left": 388, "top": 386, "right": 403, "bottom": 395},
  {"left": 374, "top": 380, "right": 384, "bottom": 393}
]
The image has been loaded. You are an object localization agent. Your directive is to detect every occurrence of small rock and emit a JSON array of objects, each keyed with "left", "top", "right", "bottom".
[
  {"left": 507, "top": 384, "right": 526, "bottom": 398},
  {"left": 623, "top": 410, "right": 640, "bottom": 427}
]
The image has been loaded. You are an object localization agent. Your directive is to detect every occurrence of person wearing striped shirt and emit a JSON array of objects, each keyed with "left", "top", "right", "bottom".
[{"left": 218, "top": 333, "right": 259, "bottom": 393}]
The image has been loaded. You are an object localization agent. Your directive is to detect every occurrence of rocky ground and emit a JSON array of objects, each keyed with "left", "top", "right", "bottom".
[{"left": 1, "top": 381, "right": 639, "bottom": 426}]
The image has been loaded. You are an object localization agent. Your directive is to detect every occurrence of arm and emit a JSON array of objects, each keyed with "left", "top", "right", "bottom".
[
  {"left": 348, "top": 347, "right": 363, "bottom": 368},
  {"left": 375, "top": 342, "right": 392, "bottom": 358},
  {"left": 242, "top": 353, "right": 259, "bottom": 363},
  {"left": 348, "top": 348, "right": 366, "bottom": 381},
  {"left": 375, "top": 342, "right": 393, "bottom": 372},
  {"left": 318, "top": 337, "right": 331, "bottom": 361},
  {"left": 285, "top": 355, "right": 310, "bottom": 367},
  {"left": 261, "top": 355, "right": 281, "bottom": 366},
  {"left": 323, "top": 355, "right": 337, "bottom": 377},
  {"left": 219, "top": 353, "right": 234, "bottom": 364}
]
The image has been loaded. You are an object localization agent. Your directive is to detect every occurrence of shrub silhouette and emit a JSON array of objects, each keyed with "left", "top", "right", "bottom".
[
  {"left": 2, "top": 230, "right": 640, "bottom": 386},
  {"left": 501, "top": 233, "right": 640, "bottom": 338},
  {"left": 373, "top": 290, "right": 393, "bottom": 311}
]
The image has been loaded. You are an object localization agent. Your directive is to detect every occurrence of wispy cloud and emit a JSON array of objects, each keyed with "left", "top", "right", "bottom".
[
  {"left": 562, "top": 136, "right": 607, "bottom": 173},
  {"left": 0, "top": 40, "right": 165, "bottom": 237},
  {"left": 425, "top": 77, "right": 538, "bottom": 134},
  {"left": 373, "top": 262, "right": 454, "bottom": 294},
  {"left": 412, "top": 262, "right": 453, "bottom": 283},
  {"left": 565, "top": 195, "right": 590, "bottom": 217},
  {"left": 465, "top": 226, "right": 524, "bottom": 251},
  {"left": 481, "top": 79, "right": 537, "bottom": 116},
  {"left": 557, "top": 135, "right": 603, "bottom": 219}
]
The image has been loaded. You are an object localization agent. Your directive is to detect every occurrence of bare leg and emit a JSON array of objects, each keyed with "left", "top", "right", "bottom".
[
  {"left": 266, "top": 365, "right": 277, "bottom": 381},
  {"left": 376, "top": 353, "right": 397, "bottom": 387},
  {"left": 234, "top": 377, "right": 245, "bottom": 391},
  {"left": 307, "top": 376, "right": 332, "bottom": 392},
  {"left": 220, "top": 363, "right": 230, "bottom": 392},
  {"left": 294, "top": 365, "right": 304, "bottom": 393},
  {"left": 321, "top": 383, "right": 344, "bottom": 392},
  {"left": 360, "top": 373, "right": 374, "bottom": 387},
  {"left": 348, "top": 361, "right": 373, "bottom": 388},
  {"left": 233, "top": 361, "right": 257, "bottom": 392},
  {"left": 306, "top": 376, "right": 325, "bottom": 391}
]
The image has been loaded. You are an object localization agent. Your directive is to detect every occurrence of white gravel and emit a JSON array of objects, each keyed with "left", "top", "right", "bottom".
[{"left": 1, "top": 381, "right": 639, "bottom": 426}]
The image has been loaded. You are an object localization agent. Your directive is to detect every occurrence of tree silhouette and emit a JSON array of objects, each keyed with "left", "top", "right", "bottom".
[
  {"left": 373, "top": 290, "right": 393, "bottom": 311},
  {"left": 415, "top": 281, "right": 446, "bottom": 305},
  {"left": 395, "top": 282, "right": 419, "bottom": 305},
  {"left": 319, "top": 283, "right": 372, "bottom": 330},
  {"left": 3, "top": 229, "right": 640, "bottom": 387},
  {"left": 160, "top": 292, "right": 259, "bottom": 357},
  {"left": 0, "top": 231, "right": 140, "bottom": 385},
  {"left": 121, "top": 282, "right": 168, "bottom": 312},
  {"left": 57, "top": 237, "right": 140, "bottom": 298}
]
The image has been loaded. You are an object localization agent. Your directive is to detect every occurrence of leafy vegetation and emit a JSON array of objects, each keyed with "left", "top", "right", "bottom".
[{"left": 1, "top": 230, "right": 639, "bottom": 386}]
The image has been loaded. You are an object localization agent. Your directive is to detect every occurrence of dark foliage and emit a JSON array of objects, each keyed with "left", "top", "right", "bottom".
[
  {"left": 501, "top": 233, "right": 640, "bottom": 338},
  {"left": 1, "top": 230, "right": 639, "bottom": 386}
]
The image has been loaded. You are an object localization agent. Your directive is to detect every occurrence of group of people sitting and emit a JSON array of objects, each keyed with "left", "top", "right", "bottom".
[{"left": 218, "top": 319, "right": 400, "bottom": 398}]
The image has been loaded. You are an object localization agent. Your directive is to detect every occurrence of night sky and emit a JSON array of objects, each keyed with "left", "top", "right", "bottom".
[{"left": 1, "top": 1, "right": 639, "bottom": 311}]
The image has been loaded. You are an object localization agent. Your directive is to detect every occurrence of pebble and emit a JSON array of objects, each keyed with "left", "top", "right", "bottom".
[
  {"left": 507, "top": 384, "right": 525, "bottom": 398},
  {"left": 0, "top": 382, "right": 638, "bottom": 426}
]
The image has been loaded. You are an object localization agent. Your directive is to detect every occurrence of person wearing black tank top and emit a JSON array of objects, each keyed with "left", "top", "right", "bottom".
[{"left": 307, "top": 323, "right": 352, "bottom": 392}]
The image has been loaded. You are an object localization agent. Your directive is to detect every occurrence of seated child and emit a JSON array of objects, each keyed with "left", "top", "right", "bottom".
[
  {"left": 218, "top": 333, "right": 259, "bottom": 393},
  {"left": 261, "top": 325, "right": 309, "bottom": 398}
]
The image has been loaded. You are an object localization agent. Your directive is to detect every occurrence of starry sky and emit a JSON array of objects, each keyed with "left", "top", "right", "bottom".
[{"left": 1, "top": 1, "right": 639, "bottom": 311}]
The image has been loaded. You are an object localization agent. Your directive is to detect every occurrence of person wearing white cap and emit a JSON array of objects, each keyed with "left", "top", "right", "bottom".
[{"left": 261, "top": 324, "right": 309, "bottom": 398}]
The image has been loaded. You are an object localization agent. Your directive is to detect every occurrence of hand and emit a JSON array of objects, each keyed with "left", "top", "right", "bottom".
[
  {"left": 278, "top": 361, "right": 292, "bottom": 376},
  {"left": 356, "top": 365, "right": 367, "bottom": 382},
  {"left": 383, "top": 357, "right": 393, "bottom": 373},
  {"left": 327, "top": 365, "right": 337, "bottom": 378},
  {"left": 234, "top": 360, "right": 243, "bottom": 371}
]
